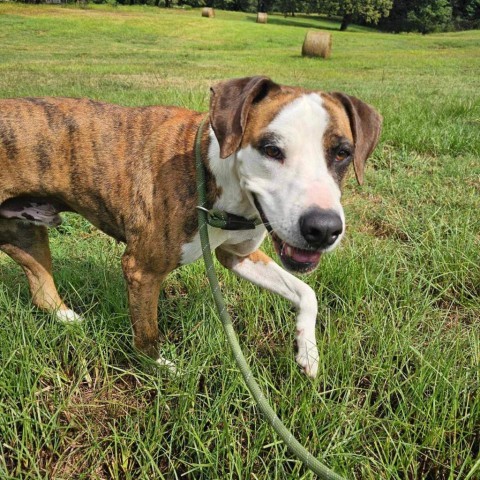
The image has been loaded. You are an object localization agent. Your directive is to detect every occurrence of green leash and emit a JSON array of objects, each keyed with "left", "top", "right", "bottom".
[{"left": 195, "top": 116, "right": 346, "bottom": 480}]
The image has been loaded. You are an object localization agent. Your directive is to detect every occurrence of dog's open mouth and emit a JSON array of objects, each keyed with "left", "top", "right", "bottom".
[
  {"left": 270, "top": 231, "right": 322, "bottom": 274},
  {"left": 253, "top": 196, "right": 321, "bottom": 274}
]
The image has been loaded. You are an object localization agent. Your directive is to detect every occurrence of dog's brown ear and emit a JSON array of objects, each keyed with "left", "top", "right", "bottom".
[
  {"left": 210, "top": 76, "right": 280, "bottom": 159},
  {"left": 329, "top": 92, "right": 383, "bottom": 185}
]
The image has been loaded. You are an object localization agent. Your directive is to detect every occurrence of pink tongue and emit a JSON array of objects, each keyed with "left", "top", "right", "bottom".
[{"left": 285, "top": 245, "right": 321, "bottom": 264}]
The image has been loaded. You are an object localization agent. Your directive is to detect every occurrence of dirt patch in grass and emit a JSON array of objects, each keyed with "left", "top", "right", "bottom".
[
  {"left": 4, "top": 372, "right": 157, "bottom": 479},
  {"left": 51, "top": 379, "right": 146, "bottom": 478},
  {"left": 365, "top": 217, "right": 409, "bottom": 242}
]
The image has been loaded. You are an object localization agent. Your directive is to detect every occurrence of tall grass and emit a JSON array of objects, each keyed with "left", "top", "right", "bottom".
[{"left": 0, "top": 4, "right": 479, "bottom": 478}]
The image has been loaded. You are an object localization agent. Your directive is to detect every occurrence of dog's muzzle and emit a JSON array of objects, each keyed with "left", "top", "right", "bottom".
[{"left": 253, "top": 196, "right": 332, "bottom": 274}]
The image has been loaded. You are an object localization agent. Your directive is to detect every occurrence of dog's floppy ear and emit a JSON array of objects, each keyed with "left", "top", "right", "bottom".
[
  {"left": 329, "top": 92, "right": 383, "bottom": 185},
  {"left": 210, "top": 76, "right": 280, "bottom": 159}
]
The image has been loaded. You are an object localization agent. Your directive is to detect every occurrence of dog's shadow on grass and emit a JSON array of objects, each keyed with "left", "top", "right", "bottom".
[
  {"left": 0, "top": 252, "right": 209, "bottom": 338},
  {"left": 1, "top": 252, "right": 297, "bottom": 381}
]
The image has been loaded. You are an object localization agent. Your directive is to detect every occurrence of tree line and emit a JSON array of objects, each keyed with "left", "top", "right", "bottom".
[{"left": 18, "top": 0, "right": 480, "bottom": 32}]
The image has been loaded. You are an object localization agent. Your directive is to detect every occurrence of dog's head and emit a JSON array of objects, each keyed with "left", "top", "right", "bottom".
[{"left": 210, "top": 76, "right": 382, "bottom": 273}]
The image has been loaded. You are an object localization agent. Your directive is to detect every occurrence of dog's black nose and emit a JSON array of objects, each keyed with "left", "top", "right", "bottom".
[{"left": 299, "top": 208, "right": 343, "bottom": 249}]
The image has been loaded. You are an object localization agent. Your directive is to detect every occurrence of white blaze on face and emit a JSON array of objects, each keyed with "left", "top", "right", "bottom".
[{"left": 236, "top": 93, "right": 345, "bottom": 250}]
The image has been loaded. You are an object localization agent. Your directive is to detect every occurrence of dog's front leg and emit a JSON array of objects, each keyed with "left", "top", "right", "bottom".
[
  {"left": 121, "top": 252, "right": 174, "bottom": 370},
  {"left": 216, "top": 248, "right": 319, "bottom": 378}
]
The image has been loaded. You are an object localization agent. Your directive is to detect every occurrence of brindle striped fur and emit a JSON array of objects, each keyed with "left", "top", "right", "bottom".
[{"left": 0, "top": 97, "right": 217, "bottom": 359}]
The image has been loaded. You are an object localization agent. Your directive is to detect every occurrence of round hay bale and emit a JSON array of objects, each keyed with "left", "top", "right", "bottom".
[
  {"left": 301, "top": 31, "right": 332, "bottom": 59},
  {"left": 256, "top": 12, "right": 268, "bottom": 23},
  {"left": 202, "top": 7, "right": 215, "bottom": 18}
]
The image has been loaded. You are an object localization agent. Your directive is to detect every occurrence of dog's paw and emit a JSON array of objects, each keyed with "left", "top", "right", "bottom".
[
  {"left": 296, "top": 341, "right": 319, "bottom": 378},
  {"left": 156, "top": 356, "right": 177, "bottom": 375},
  {"left": 56, "top": 308, "right": 84, "bottom": 323}
]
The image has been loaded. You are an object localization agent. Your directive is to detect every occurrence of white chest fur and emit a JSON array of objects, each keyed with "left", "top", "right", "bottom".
[
  {"left": 180, "top": 225, "right": 266, "bottom": 265},
  {"left": 180, "top": 227, "right": 229, "bottom": 265}
]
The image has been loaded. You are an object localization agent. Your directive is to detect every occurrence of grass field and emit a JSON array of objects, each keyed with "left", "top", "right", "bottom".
[{"left": 0, "top": 3, "right": 479, "bottom": 479}]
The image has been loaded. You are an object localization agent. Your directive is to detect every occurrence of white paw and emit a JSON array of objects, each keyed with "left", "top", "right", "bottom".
[
  {"left": 296, "top": 340, "right": 319, "bottom": 378},
  {"left": 56, "top": 308, "right": 84, "bottom": 323},
  {"left": 156, "top": 356, "right": 177, "bottom": 374}
]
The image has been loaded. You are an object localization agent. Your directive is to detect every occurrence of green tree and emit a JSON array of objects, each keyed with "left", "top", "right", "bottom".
[
  {"left": 319, "top": 0, "right": 394, "bottom": 30},
  {"left": 407, "top": 0, "right": 452, "bottom": 33},
  {"left": 277, "top": 0, "right": 298, "bottom": 16},
  {"left": 211, "top": 0, "right": 255, "bottom": 10},
  {"left": 451, "top": 0, "right": 480, "bottom": 29}
]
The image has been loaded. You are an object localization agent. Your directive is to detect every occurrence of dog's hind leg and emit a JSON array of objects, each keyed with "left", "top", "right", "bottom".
[{"left": 0, "top": 219, "right": 82, "bottom": 322}]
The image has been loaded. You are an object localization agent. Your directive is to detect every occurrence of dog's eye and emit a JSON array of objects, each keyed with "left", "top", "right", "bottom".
[
  {"left": 262, "top": 145, "right": 284, "bottom": 161},
  {"left": 335, "top": 148, "right": 351, "bottom": 162}
]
